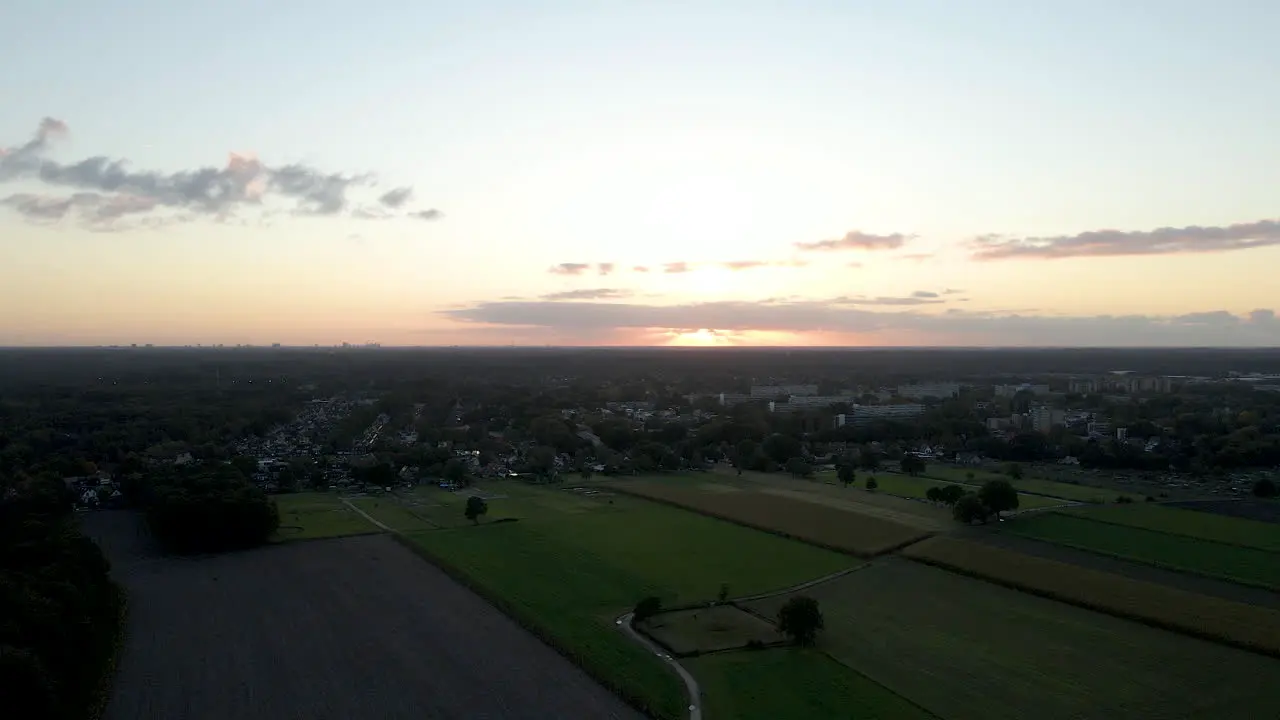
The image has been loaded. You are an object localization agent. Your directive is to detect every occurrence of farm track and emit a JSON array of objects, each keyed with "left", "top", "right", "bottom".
[
  {"left": 83, "top": 511, "right": 644, "bottom": 720},
  {"left": 962, "top": 526, "right": 1280, "bottom": 608}
]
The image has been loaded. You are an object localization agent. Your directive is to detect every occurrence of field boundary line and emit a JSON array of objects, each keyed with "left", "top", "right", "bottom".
[
  {"left": 616, "top": 612, "right": 703, "bottom": 720},
  {"left": 732, "top": 562, "right": 874, "bottom": 603},
  {"left": 901, "top": 552, "right": 1280, "bottom": 660},
  {"left": 339, "top": 497, "right": 394, "bottom": 532},
  {"left": 1003, "top": 522, "right": 1279, "bottom": 591},
  {"left": 1053, "top": 509, "right": 1280, "bottom": 553}
]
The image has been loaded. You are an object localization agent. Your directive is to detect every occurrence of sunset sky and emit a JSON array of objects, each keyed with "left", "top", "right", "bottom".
[{"left": 3, "top": 1, "right": 1279, "bottom": 347}]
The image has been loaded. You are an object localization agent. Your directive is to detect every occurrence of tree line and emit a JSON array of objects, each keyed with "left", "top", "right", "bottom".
[{"left": 124, "top": 464, "right": 279, "bottom": 554}]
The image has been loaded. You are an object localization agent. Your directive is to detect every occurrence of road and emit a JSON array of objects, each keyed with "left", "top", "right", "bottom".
[{"left": 615, "top": 612, "right": 702, "bottom": 720}]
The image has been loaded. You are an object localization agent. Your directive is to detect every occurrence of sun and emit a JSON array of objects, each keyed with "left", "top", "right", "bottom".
[{"left": 667, "top": 328, "right": 733, "bottom": 346}]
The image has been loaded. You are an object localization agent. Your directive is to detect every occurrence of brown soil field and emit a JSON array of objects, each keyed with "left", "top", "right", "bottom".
[
  {"left": 610, "top": 480, "right": 929, "bottom": 557},
  {"left": 84, "top": 511, "right": 643, "bottom": 720}
]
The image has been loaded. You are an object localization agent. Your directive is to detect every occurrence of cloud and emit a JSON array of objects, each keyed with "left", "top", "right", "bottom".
[
  {"left": 663, "top": 262, "right": 692, "bottom": 274},
  {"left": 795, "top": 230, "right": 912, "bottom": 252},
  {"left": 0, "top": 118, "right": 441, "bottom": 228},
  {"left": 832, "top": 295, "right": 945, "bottom": 306},
  {"left": 409, "top": 208, "right": 442, "bottom": 221},
  {"left": 970, "top": 219, "right": 1280, "bottom": 261},
  {"left": 540, "top": 288, "right": 634, "bottom": 301},
  {"left": 942, "top": 288, "right": 964, "bottom": 295},
  {"left": 440, "top": 297, "right": 1280, "bottom": 346},
  {"left": 722, "top": 259, "right": 808, "bottom": 270},
  {"left": 898, "top": 253, "right": 933, "bottom": 262},
  {"left": 378, "top": 187, "right": 413, "bottom": 208},
  {"left": 632, "top": 265, "right": 650, "bottom": 273},
  {"left": 549, "top": 262, "right": 591, "bottom": 275},
  {"left": 597, "top": 262, "right": 615, "bottom": 276},
  {"left": 913, "top": 291, "right": 939, "bottom": 299}
]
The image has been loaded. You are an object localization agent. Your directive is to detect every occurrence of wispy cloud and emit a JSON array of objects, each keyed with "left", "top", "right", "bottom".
[
  {"left": 722, "top": 259, "right": 808, "bottom": 270},
  {"left": 912, "top": 291, "right": 939, "bottom": 298},
  {"left": 408, "top": 208, "right": 442, "bottom": 221},
  {"left": 0, "top": 118, "right": 441, "bottom": 229},
  {"left": 898, "top": 253, "right": 933, "bottom": 262},
  {"left": 632, "top": 265, "right": 650, "bottom": 273},
  {"left": 596, "top": 262, "right": 615, "bottom": 276},
  {"left": 540, "top": 288, "right": 634, "bottom": 301},
  {"left": 440, "top": 297, "right": 1280, "bottom": 346},
  {"left": 549, "top": 262, "right": 591, "bottom": 275},
  {"left": 663, "top": 262, "right": 692, "bottom": 274},
  {"left": 795, "top": 230, "right": 913, "bottom": 252},
  {"left": 970, "top": 219, "right": 1280, "bottom": 260}
]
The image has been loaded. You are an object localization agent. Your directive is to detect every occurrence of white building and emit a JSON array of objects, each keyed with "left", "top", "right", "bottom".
[
  {"left": 1030, "top": 406, "right": 1065, "bottom": 433},
  {"left": 835, "top": 404, "right": 926, "bottom": 426}
]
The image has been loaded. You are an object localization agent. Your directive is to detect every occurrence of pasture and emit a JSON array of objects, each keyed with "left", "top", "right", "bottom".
[
  {"left": 1006, "top": 512, "right": 1280, "bottom": 589},
  {"left": 686, "top": 650, "right": 935, "bottom": 720},
  {"left": 710, "top": 469, "right": 953, "bottom": 530},
  {"left": 812, "top": 468, "right": 1067, "bottom": 509},
  {"left": 902, "top": 536, "right": 1280, "bottom": 657},
  {"left": 1064, "top": 502, "right": 1280, "bottom": 549},
  {"left": 403, "top": 482, "right": 856, "bottom": 718},
  {"left": 640, "top": 605, "right": 782, "bottom": 655},
  {"left": 1168, "top": 498, "right": 1280, "bottom": 524},
  {"left": 608, "top": 478, "right": 931, "bottom": 556},
  {"left": 923, "top": 466, "right": 1113, "bottom": 503},
  {"left": 745, "top": 557, "right": 1280, "bottom": 720},
  {"left": 271, "top": 492, "right": 378, "bottom": 540}
]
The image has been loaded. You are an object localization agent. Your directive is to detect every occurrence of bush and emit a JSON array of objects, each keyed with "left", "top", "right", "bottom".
[{"left": 1254, "top": 478, "right": 1277, "bottom": 499}]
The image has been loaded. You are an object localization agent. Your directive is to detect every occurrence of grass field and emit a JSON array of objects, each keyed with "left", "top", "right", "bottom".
[
  {"left": 745, "top": 557, "right": 1280, "bottom": 720},
  {"left": 686, "top": 650, "right": 935, "bottom": 720},
  {"left": 1006, "top": 512, "right": 1280, "bottom": 589},
  {"left": 923, "top": 466, "right": 1114, "bottom": 503},
  {"left": 608, "top": 479, "right": 930, "bottom": 556},
  {"left": 709, "top": 469, "right": 953, "bottom": 530},
  {"left": 640, "top": 605, "right": 781, "bottom": 655},
  {"left": 272, "top": 492, "right": 378, "bottom": 540},
  {"left": 348, "top": 497, "right": 441, "bottom": 532},
  {"left": 901, "top": 536, "right": 1280, "bottom": 658},
  {"left": 402, "top": 482, "right": 860, "bottom": 718},
  {"left": 813, "top": 468, "right": 1067, "bottom": 509},
  {"left": 1063, "top": 502, "right": 1280, "bottom": 550}
]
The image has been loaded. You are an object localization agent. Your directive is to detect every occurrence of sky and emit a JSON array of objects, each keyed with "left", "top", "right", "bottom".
[{"left": 3, "top": 0, "right": 1280, "bottom": 347}]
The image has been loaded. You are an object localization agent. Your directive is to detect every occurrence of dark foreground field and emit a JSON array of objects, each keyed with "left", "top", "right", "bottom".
[{"left": 84, "top": 511, "right": 643, "bottom": 720}]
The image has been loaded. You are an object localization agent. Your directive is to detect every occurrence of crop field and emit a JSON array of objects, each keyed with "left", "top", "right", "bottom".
[
  {"left": 686, "top": 650, "right": 935, "bottom": 720},
  {"left": 1006, "top": 512, "right": 1280, "bottom": 589},
  {"left": 403, "top": 483, "right": 855, "bottom": 717},
  {"left": 1170, "top": 498, "right": 1280, "bottom": 523},
  {"left": 745, "top": 557, "right": 1280, "bottom": 720},
  {"left": 640, "top": 605, "right": 782, "bottom": 655},
  {"left": 608, "top": 479, "right": 931, "bottom": 556},
  {"left": 272, "top": 492, "right": 378, "bottom": 540},
  {"left": 1062, "top": 502, "right": 1280, "bottom": 550},
  {"left": 709, "top": 469, "right": 953, "bottom": 530},
  {"left": 88, "top": 512, "right": 642, "bottom": 720},
  {"left": 902, "top": 536, "right": 1280, "bottom": 657}
]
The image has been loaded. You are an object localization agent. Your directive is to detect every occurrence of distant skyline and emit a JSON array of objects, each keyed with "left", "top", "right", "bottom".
[{"left": 3, "top": 1, "right": 1280, "bottom": 347}]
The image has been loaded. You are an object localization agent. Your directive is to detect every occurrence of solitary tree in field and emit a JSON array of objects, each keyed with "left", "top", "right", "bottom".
[
  {"left": 464, "top": 495, "right": 488, "bottom": 524},
  {"left": 634, "top": 596, "right": 662, "bottom": 622},
  {"left": 777, "top": 596, "right": 824, "bottom": 646},
  {"left": 865, "top": 476, "right": 878, "bottom": 491},
  {"left": 837, "top": 462, "right": 856, "bottom": 488},
  {"left": 1004, "top": 463, "right": 1024, "bottom": 481},
  {"left": 979, "top": 479, "right": 1019, "bottom": 519},
  {"left": 953, "top": 492, "right": 990, "bottom": 524},
  {"left": 900, "top": 454, "right": 926, "bottom": 476},
  {"left": 718, "top": 583, "right": 730, "bottom": 603}
]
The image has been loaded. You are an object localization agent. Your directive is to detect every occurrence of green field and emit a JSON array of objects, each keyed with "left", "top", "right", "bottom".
[
  {"left": 349, "top": 496, "right": 440, "bottom": 532},
  {"left": 745, "top": 558, "right": 1280, "bottom": 720},
  {"left": 687, "top": 649, "right": 935, "bottom": 720},
  {"left": 1063, "top": 503, "right": 1280, "bottom": 550},
  {"left": 923, "top": 466, "right": 1116, "bottom": 503},
  {"left": 1007, "top": 512, "right": 1280, "bottom": 589},
  {"left": 271, "top": 492, "right": 378, "bottom": 540},
  {"left": 816, "top": 470, "right": 1065, "bottom": 510},
  {"left": 641, "top": 605, "right": 781, "bottom": 655},
  {"left": 402, "top": 482, "right": 861, "bottom": 717}
]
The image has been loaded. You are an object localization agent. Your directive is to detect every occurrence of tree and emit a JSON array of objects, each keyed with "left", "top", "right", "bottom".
[
  {"left": 464, "top": 495, "right": 488, "bottom": 524},
  {"left": 900, "top": 454, "right": 926, "bottom": 476},
  {"left": 859, "top": 448, "right": 881, "bottom": 471},
  {"left": 925, "top": 486, "right": 941, "bottom": 503},
  {"left": 785, "top": 456, "right": 813, "bottom": 478},
  {"left": 979, "top": 479, "right": 1020, "bottom": 519},
  {"left": 953, "top": 492, "right": 990, "bottom": 524},
  {"left": 837, "top": 464, "right": 856, "bottom": 488},
  {"left": 776, "top": 596, "right": 824, "bottom": 645},
  {"left": 1004, "top": 463, "right": 1024, "bottom": 480},
  {"left": 865, "top": 476, "right": 878, "bottom": 491},
  {"left": 763, "top": 434, "right": 802, "bottom": 465},
  {"left": 938, "top": 484, "right": 965, "bottom": 506},
  {"left": 443, "top": 458, "right": 469, "bottom": 486},
  {"left": 634, "top": 596, "right": 662, "bottom": 622},
  {"left": 718, "top": 583, "right": 730, "bottom": 603},
  {"left": 965, "top": 471, "right": 975, "bottom": 483},
  {"left": 1254, "top": 477, "right": 1278, "bottom": 499}
]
